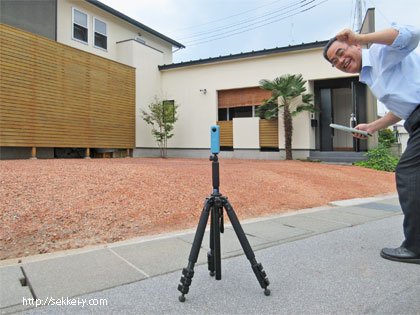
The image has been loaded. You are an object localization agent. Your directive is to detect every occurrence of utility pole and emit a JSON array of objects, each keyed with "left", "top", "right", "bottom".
[{"left": 354, "top": 0, "right": 366, "bottom": 33}]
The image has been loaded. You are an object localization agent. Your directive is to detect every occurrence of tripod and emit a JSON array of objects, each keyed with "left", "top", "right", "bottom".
[{"left": 177, "top": 153, "right": 270, "bottom": 302}]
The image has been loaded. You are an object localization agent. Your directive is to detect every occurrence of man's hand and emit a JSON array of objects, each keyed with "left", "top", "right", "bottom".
[
  {"left": 336, "top": 28, "right": 399, "bottom": 46},
  {"left": 335, "top": 29, "right": 362, "bottom": 46},
  {"left": 352, "top": 124, "right": 375, "bottom": 139},
  {"left": 352, "top": 112, "right": 401, "bottom": 139}
]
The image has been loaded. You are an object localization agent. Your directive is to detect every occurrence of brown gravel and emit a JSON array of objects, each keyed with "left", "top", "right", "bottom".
[{"left": 0, "top": 158, "right": 396, "bottom": 260}]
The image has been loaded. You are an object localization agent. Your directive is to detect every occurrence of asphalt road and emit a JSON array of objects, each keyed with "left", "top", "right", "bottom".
[{"left": 22, "top": 215, "right": 420, "bottom": 315}]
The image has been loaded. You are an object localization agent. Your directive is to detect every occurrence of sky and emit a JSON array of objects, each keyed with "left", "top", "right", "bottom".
[
  {"left": 99, "top": 0, "right": 420, "bottom": 63},
  {"left": 99, "top": 0, "right": 420, "bottom": 115}
]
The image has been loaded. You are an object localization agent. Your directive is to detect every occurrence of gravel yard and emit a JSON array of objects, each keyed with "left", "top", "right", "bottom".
[{"left": 0, "top": 158, "right": 396, "bottom": 260}]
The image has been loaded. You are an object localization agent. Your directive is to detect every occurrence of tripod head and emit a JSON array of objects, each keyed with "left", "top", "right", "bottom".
[{"left": 210, "top": 125, "right": 220, "bottom": 193}]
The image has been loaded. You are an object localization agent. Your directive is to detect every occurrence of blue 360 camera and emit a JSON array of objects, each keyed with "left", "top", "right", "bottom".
[{"left": 210, "top": 125, "right": 220, "bottom": 154}]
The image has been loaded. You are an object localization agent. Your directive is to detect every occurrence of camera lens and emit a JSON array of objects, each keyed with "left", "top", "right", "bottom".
[{"left": 212, "top": 127, "right": 216, "bottom": 132}]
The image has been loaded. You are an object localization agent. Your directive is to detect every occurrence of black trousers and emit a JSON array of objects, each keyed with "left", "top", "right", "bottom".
[{"left": 396, "top": 105, "right": 420, "bottom": 254}]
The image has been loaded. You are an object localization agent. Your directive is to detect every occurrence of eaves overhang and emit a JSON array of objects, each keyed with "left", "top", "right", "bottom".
[
  {"left": 85, "top": 0, "right": 185, "bottom": 48},
  {"left": 159, "top": 40, "right": 328, "bottom": 70}
]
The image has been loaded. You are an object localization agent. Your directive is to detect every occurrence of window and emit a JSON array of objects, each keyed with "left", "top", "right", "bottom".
[
  {"left": 218, "top": 106, "right": 259, "bottom": 121},
  {"left": 94, "top": 18, "right": 107, "bottom": 50},
  {"left": 218, "top": 108, "right": 228, "bottom": 121},
  {"left": 232, "top": 106, "right": 253, "bottom": 118},
  {"left": 72, "top": 8, "right": 88, "bottom": 43}
]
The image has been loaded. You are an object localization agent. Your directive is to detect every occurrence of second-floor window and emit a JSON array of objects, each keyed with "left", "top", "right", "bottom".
[
  {"left": 72, "top": 8, "right": 88, "bottom": 43},
  {"left": 94, "top": 18, "right": 107, "bottom": 50}
]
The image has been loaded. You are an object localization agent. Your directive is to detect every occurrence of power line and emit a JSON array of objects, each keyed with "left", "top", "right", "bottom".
[
  {"left": 349, "top": 0, "right": 355, "bottom": 30},
  {"left": 177, "top": 0, "right": 310, "bottom": 41},
  {"left": 171, "top": 0, "right": 299, "bottom": 33},
  {"left": 184, "top": 0, "right": 328, "bottom": 47},
  {"left": 366, "top": 0, "right": 391, "bottom": 24},
  {"left": 183, "top": 0, "right": 317, "bottom": 45}
]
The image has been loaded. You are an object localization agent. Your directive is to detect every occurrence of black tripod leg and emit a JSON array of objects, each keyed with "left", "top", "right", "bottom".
[
  {"left": 208, "top": 206, "right": 215, "bottom": 276},
  {"left": 208, "top": 205, "right": 223, "bottom": 280},
  {"left": 178, "top": 197, "right": 212, "bottom": 302},
  {"left": 213, "top": 206, "right": 222, "bottom": 280},
  {"left": 223, "top": 198, "right": 271, "bottom": 296}
]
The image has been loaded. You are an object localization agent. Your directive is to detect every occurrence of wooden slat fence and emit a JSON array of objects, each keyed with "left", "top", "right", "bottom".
[
  {"left": 0, "top": 23, "right": 135, "bottom": 148},
  {"left": 216, "top": 121, "right": 233, "bottom": 147},
  {"left": 259, "top": 119, "right": 278, "bottom": 147}
]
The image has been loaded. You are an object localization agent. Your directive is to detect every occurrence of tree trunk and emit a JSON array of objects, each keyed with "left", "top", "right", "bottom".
[
  {"left": 159, "top": 124, "right": 165, "bottom": 158},
  {"left": 283, "top": 103, "right": 293, "bottom": 160},
  {"left": 163, "top": 137, "right": 167, "bottom": 158}
]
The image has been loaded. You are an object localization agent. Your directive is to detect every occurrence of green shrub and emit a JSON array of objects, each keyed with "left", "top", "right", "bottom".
[
  {"left": 378, "top": 128, "right": 396, "bottom": 148},
  {"left": 354, "top": 144, "right": 399, "bottom": 172}
]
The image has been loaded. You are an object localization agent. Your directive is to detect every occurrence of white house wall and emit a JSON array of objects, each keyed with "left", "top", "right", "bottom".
[
  {"left": 116, "top": 40, "right": 165, "bottom": 147},
  {"left": 133, "top": 43, "right": 165, "bottom": 148},
  {"left": 160, "top": 48, "right": 351, "bottom": 151},
  {"left": 57, "top": 0, "right": 173, "bottom": 65},
  {"left": 233, "top": 117, "right": 260, "bottom": 149}
]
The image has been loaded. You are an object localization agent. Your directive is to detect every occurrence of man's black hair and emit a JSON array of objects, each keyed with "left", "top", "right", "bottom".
[{"left": 323, "top": 37, "right": 337, "bottom": 62}]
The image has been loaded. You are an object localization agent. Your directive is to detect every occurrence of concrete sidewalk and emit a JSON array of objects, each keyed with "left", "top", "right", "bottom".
[{"left": 1, "top": 194, "right": 419, "bottom": 314}]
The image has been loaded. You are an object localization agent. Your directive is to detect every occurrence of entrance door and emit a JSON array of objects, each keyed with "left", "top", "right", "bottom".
[
  {"left": 320, "top": 88, "right": 333, "bottom": 151},
  {"left": 316, "top": 78, "right": 367, "bottom": 153},
  {"left": 332, "top": 88, "right": 353, "bottom": 151},
  {"left": 320, "top": 87, "right": 353, "bottom": 151},
  {"left": 351, "top": 81, "right": 368, "bottom": 152}
]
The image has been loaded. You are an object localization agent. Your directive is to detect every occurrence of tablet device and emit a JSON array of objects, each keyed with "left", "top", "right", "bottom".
[{"left": 329, "top": 123, "right": 372, "bottom": 136}]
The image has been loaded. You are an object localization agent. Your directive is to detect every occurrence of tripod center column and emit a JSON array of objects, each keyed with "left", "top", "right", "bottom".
[{"left": 212, "top": 154, "right": 220, "bottom": 193}]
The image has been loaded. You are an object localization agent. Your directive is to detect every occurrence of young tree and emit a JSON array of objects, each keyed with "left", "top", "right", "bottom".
[
  {"left": 141, "top": 97, "right": 179, "bottom": 158},
  {"left": 257, "top": 74, "right": 319, "bottom": 160},
  {"left": 378, "top": 128, "right": 397, "bottom": 148}
]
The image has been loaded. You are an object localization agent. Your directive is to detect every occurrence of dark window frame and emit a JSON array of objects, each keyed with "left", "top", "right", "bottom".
[
  {"left": 218, "top": 105, "right": 260, "bottom": 121},
  {"left": 72, "top": 8, "right": 89, "bottom": 44}
]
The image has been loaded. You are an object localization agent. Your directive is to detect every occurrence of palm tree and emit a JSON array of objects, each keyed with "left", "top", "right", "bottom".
[{"left": 257, "top": 74, "right": 318, "bottom": 160}]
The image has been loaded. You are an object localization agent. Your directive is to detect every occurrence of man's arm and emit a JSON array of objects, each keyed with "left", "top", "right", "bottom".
[
  {"left": 352, "top": 112, "right": 402, "bottom": 139},
  {"left": 336, "top": 28, "right": 399, "bottom": 46}
]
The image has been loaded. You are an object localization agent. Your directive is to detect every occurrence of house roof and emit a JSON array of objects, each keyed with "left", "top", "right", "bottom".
[
  {"left": 158, "top": 40, "right": 328, "bottom": 70},
  {"left": 85, "top": 0, "right": 185, "bottom": 48}
]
